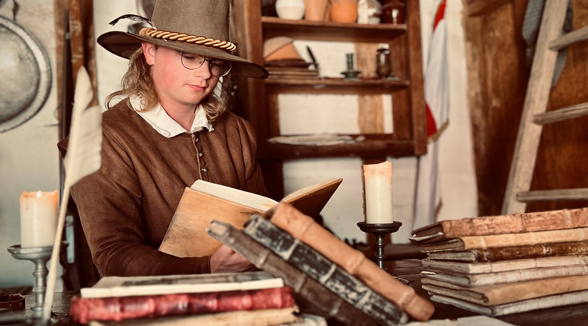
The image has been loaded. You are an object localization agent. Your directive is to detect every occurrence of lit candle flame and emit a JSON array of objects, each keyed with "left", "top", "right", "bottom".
[{"left": 36, "top": 191, "right": 42, "bottom": 198}]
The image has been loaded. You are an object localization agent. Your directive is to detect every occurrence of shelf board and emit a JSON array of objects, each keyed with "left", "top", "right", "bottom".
[
  {"left": 265, "top": 78, "right": 409, "bottom": 94},
  {"left": 259, "top": 137, "right": 415, "bottom": 159},
  {"left": 261, "top": 16, "right": 406, "bottom": 42}
]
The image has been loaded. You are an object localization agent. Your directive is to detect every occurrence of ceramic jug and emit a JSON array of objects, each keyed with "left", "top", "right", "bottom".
[
  {"left": 329, "top": 0, "right": 358, "bottom": 23},
  {"left": 276, "top": 0, "right": 305, "bottom": 20}
]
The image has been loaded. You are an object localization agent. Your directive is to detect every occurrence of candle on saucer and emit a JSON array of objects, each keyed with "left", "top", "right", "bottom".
[
  {"left": 362, "top": 161, "right": 393, "bottom": 224},
  {"left": 20, "top": 190, "right": 59, "bottom": 248}
]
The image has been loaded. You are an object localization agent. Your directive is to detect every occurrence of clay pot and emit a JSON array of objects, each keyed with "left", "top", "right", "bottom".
[
  {"left": 304, "top": 0, "right": 330, "bottom": 21},
  {"left": 264, "top": 37, "right": 303, "bottom": 62},
  {"left": 275, "top": 0, "right": 306, "bottom": 20},
  {"left": 329, "top": 0, "right": 358, "bottom": 23}
]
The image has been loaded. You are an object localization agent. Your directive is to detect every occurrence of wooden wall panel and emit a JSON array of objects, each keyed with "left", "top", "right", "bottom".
[
  {"left": 464, "top": 0, "right": 588, "bottom": 215},
  {"left": 464, "top": 1, "right": 528, "bottom": 215}
]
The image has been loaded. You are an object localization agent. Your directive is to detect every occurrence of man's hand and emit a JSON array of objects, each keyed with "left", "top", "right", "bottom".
[{"left": 210, "top": 245, "right": 256, "bottom": 273}]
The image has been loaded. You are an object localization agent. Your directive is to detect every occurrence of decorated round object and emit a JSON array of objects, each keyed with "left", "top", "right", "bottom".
[{"left": 0, "top": 15, "right": 52, "bottom": 133}]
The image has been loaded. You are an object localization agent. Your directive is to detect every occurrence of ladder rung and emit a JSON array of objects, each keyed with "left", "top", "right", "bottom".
[
  {"left": 532, "top": 102, "right": 588, "bottom": 125},
  {"left": 517, "top": 188, "right": 588, "bottom": 203},
  {"left": 549, "top": 25, "right": 588, "bottom": 51}
]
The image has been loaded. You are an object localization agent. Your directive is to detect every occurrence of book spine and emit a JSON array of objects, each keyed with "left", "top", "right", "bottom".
[
  {"left": 243, "top": 215, "right": 408, "bottom": 326},
  {"left": 423, "top": 255, "right": 588, "bottom": 274},
  {"left": 466, "top": 264, "right": 588, "bottom": 286},
  {"left": 473, "top": 241, "right": 588, "bottom": 262},
  {"left": 431, "top": 290, "right": 588, "bottom": 316},
  {"left": 461, "top": 227, "right": 588, "bottom": 250},
  {"left": 441, "top": 208, "right": 588, "bottom": 239},
  {"left": 269, "top": 202, "right": 434, "bottom": 321},
  {"left": 206, "top": 221, "right": 379, "bottom": 326},
  {"left": 69, "top": 287, "right": 294, "bottom": 324}
]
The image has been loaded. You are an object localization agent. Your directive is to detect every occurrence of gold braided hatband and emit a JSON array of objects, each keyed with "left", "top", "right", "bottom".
[{"left": 139, "top": 28, "right": 237, "bottom": 54}]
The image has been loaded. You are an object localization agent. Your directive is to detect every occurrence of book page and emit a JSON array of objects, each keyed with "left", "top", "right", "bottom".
[
  {"left": 281, "top": 178, "right": 340, "bottom": 202},
  {"left": 190, "top": 180, "right": 277, "bottom": 211}
]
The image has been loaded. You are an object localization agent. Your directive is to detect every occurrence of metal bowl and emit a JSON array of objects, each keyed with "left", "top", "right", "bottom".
[{"left": 0, "top": 16, "right": 51, "bottom": 133}]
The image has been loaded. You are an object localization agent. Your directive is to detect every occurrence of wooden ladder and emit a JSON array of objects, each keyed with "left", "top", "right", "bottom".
[{"left": 502, "top": 0, "right": 588, "bottom": 215}]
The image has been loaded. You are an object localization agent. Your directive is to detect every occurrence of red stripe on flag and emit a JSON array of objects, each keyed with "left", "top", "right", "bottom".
[
  {"left": 426, "top": 103, "right": 438, "bottom": 137},
  {"left": 433, "top": 0, "right": 447, "bottom": 31}
]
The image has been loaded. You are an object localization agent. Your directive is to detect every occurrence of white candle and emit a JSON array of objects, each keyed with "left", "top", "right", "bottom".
[
  {"left": 20, "top": 190, "right": 59, "bottom": 248},
  {"left": 363, "top": 162, "right": 394, "bottom": 224}
]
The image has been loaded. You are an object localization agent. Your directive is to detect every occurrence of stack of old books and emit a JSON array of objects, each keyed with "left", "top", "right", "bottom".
[
  {"left": 410, "top": 207, "right": 588, "bottom": 316},
  {"left": 69, "top": 272, "right": 300, "bottom": 325},
  {"left": 207, "top": 202, "right": 436, "bottom": 325}
]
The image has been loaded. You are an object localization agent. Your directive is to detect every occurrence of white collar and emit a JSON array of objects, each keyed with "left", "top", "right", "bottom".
[{"left": 129, "top": 95, "right": 214, "bottom": 138}]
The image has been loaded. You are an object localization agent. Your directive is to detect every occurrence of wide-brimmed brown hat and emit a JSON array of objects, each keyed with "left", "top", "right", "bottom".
[{"left": 97, "top": 0, "right": 268, "bottom": 78}]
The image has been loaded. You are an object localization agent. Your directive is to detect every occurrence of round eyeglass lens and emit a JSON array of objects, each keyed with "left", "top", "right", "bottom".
[{"left": 180, "top": 52, "right": 232, "bottom": 77}]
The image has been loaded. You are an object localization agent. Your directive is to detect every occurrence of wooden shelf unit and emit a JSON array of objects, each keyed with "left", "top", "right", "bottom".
[{"left": 233, "top": 0, "right": 426, "bottom": 198}]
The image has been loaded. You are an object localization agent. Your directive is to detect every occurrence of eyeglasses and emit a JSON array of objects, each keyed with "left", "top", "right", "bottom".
[{"left": 178, "top": 51, "right": 232, "bottom": 77}]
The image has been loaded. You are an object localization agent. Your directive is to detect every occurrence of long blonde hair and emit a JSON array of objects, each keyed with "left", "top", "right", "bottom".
[{"left": 106, "top": 47, "right": 227, "bottom": 122}]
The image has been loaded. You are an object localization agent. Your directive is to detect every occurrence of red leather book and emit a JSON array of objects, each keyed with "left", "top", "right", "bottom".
[{"left": 70, "top": 287, "right": 294, "bottom": 324}]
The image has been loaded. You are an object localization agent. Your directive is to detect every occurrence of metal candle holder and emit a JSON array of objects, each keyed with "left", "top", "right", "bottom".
[
  {"left": 7, "top": 243, "right": 66, "bottom": 319},
  {"left": 357, "top": 221, "right": 402, "bottom": 270}
]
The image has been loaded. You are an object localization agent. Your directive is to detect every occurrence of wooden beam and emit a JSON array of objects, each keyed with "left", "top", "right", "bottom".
[
  {"left": 68, "top": 0, "right": 85, "bottom": 85},
  {"left": 502, "top": 0, "right": 568, "bottom": 214},
  {"left": 517, "top": 188, "right": 588, "bottom": 202},
  {"left": 389, "top": 35, "right": 412, "bottom": 140},
  {"left": 233, "top": 0, "right": 268, "bottom": 150},
  {"left": 53, "top": 0, "right": 69, "bottom": 139},
  {"left": 549, "top": 24, "right": 588, "bottom": 51},
  {"left": 533, "top": 102, "right": 588, "bottom": 125},
  {"left": 405, "top": 0, "right": 427, "bottom": 155}
]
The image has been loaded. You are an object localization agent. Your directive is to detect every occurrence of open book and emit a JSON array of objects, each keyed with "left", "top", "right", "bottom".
[{"left": 159, "top": 178, "right": 343, "bottom": 257}]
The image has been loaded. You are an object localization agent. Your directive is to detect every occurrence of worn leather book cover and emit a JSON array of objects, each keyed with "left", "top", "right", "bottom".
[
  {"left": 421, "top": 274, "right": 588, "bottom": 306},
  {"left": 421, "top": 227, "right": 588, "bottom": 252},
  {"left": 411, "top": 207, "right": 588, "bottom": 244},
  {"left": 242, "top": 214, "right": 408, "bottom": 326},
  {"left": 159, "top": 178, "right": 342, "bottom": 257},
  {"left": 427, "top": 240, "right": 588, "bottom": 262},
  {"left": 421, "top": 262, "right": 588, "bottom": 287},
  {"left": 71, "top": 287, "right": 295, "bottom": 324},
  {"left": 429, "top": 290, "right": 588, "bottom": 316},
  {"left": 422, "top": 255, "right": 588, "bottom": 274},
  {"left": 269, "top": 202, "right": 434, "bottom": 322},
  {"left": 206, "top": 220, "right": 379, "bottom": 326}
]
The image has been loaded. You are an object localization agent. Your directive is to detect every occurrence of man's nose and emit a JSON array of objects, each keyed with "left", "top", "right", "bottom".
[{"left": 194, "top": 60, "right": 212, "bottom": 79}]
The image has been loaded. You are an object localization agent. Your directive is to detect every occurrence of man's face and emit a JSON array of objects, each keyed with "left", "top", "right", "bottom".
[{"left": 142, "top": 43, "right": 219, "bottom": 110}]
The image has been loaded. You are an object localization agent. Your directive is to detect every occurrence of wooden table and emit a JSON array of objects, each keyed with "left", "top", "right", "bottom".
[
  {"left": 0, "top": 292, "right": 73, "bottom": 325},
  {"left": 2, "top": 260, "right": 588, "bottom": 325}
]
